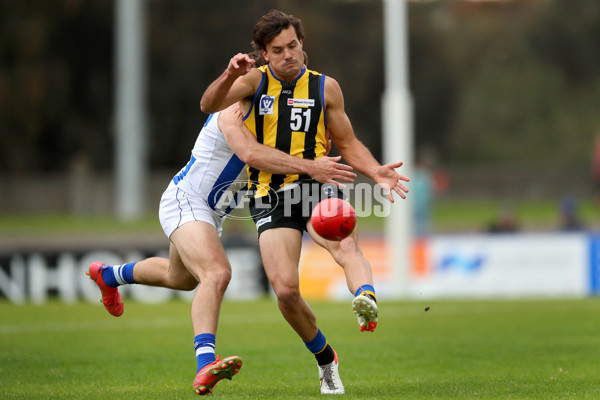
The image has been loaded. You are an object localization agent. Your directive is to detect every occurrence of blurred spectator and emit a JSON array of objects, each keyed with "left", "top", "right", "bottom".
[
  {"left": 487, "top": 202, "right": 519, "bottom": 233},
  {"left": 559, "top": 196, "right": 584, "bottom": 232},
  {"left": 412, "top": 148, "right": 435, "bottom": 237}
]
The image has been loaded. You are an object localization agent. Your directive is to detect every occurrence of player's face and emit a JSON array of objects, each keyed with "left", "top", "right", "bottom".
[{"left": 262, "top": 26, "right": 304, "bottom": 81}]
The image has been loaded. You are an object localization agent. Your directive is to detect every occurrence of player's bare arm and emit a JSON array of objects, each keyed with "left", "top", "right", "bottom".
[
  {"left": 324, "top": 77, "right": 409, "bottom": 202},
  {"left": 218, "top": 105, "right": 356, "bottom": 187},
  {"left": 200, "top": 54, "right": 261, "bottom": 113}
]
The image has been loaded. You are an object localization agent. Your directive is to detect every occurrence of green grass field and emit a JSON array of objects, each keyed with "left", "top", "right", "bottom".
[{"left": 1, "top": 298, "right": 599, "bottom": 399}]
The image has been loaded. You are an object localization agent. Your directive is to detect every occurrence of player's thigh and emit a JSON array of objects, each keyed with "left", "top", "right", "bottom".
[
  {"left": 170, "top": 220, "right": 230, "bottom": 280},
  {"left": 258, "top": 227, "right": 303, "bottom": 288}
]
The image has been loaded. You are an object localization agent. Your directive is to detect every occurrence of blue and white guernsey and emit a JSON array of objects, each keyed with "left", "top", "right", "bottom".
[{"left": 171, "top": 112, "right": 247, "bottom": 215}]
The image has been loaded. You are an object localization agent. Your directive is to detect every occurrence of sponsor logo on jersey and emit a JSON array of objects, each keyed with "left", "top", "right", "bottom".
[
  {"left": 287, "top": 98, "right": 315, "bottom": 107},
  {"left": 256, "top": 216, "right": 272, "bottom": 228}
]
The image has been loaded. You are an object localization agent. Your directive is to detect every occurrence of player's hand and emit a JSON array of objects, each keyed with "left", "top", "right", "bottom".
[
  {"left": 374, "top": 162, "right": 410, "bottom": 202},
  {"left": 308, "top": 156, "right": 356, "bottom": 188},
  {"left": 227, "top": 53, "right": 255, "bottom": 77}
]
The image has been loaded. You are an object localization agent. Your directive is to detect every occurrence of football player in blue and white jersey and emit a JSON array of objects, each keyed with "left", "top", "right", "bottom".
[{"left": 86, "top": 104, "right": 355, "bottom": 396}]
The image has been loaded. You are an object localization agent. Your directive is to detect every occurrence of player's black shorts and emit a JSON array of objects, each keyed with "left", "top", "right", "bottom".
[{"left": 248, "top": 180, "right": 344, "bottom": 237}]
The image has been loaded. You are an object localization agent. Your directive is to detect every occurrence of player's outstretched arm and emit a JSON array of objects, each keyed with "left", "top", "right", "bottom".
[
  {"left": 324, "top": 77, "right": 409, "bottom": 202},
  {"left": 200, "top": 53, "right": 258, "bottom": 114},
  {"left": 373, "top": 162, "right": 410, "bottom": 203},
  {"left": 336, "top": 136, "right": 409, "bottom": 202},
  {"left": 219, "top": 105, "right": 356, "bottom": 187}
]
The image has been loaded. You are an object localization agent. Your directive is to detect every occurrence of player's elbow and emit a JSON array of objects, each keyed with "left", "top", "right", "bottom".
[
  {"left": 229, "top": 142, "right": 253, "bottom": 165},
  {"left": 238, "top": 150, "right": 258, "bottom": 167},
  {"left": 200, "top": 98, "right": 216, "bottom": 114}
]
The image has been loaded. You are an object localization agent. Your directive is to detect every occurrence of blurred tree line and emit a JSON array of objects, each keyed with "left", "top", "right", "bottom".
[{"left": 1, "top": 0, "right": 599, "bottom": 188}]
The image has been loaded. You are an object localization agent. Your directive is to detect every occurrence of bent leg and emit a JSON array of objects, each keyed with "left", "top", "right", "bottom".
[
  {"left": 307, "top": 221, "right": 378, "bottom": 331},
  {"left": 132, "top": 246, "right": 198, "bottom": 291},
  {"left": 307, "top": 221, "right": 373, "bottom": 295}
]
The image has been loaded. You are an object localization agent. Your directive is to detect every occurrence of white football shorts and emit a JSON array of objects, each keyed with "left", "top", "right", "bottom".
[{"left": 159, "top": 181, "right": 225, "bottom": 239}]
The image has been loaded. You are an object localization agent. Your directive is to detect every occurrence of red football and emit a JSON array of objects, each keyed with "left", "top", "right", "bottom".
[{"left": 311, "top": 198, "right": 357, "bottom": 241}]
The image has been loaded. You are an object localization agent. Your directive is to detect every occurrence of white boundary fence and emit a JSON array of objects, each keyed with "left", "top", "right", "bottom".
[{"left": 1, "top": 233, "right": 599, "bottom": 303}]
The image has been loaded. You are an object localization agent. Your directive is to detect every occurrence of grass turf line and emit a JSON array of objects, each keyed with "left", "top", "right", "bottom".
[{"left": 0, "top": 298, "right": 599, "bottom": 399}]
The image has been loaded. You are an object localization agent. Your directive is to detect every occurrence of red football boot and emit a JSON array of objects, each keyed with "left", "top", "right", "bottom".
[
  {"left": 86, "top": 261, "right": 124, "bottom": 317},
  {"left": 193, "top": 355, "right": 243, "bottom": 396}
]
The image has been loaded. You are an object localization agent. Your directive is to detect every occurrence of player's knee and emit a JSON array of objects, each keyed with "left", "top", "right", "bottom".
[
  {"left": 330, "top": 236, "right": 362, "bottom": 265},
  {"left": 188, "top": 259, "right": 231, "bottom": 289},
  {"left": 203, "top": 266, "right": 231, "bottom": 294},
  {"left": 273, "top": 284, "right": 300, "bottom": 306},
  {"left": 339, "top": 235, "right": 361, "bottom": 253}
]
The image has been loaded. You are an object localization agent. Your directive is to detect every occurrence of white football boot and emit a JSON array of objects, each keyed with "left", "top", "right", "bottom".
[
  {"left": 318, "top": 348, "right": 344, "bottom": 395},
  {"left": 352, "top": 293, "right": 378, "bottom": 332}
]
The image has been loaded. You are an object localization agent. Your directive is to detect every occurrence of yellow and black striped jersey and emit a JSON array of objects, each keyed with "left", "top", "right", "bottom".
[{"left": 244, "top": 65, "right": 327, "bottom": 197}]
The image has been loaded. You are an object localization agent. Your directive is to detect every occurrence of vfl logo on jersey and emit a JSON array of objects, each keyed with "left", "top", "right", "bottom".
[
  {"left": 287, "top": 98, "right": 315, "bottom": 107},
  {"left": 259, "top": 95, "right": 275, "bottom": 115}
]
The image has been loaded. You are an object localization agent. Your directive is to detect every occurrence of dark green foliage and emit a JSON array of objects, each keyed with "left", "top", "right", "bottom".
[{"left": 1, "top": 0, "right": 599, "bottom": 175}]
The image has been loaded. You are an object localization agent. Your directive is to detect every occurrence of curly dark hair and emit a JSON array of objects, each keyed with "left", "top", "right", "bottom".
[
  {"left": 248, "top": 50, "right": 267, "bottom": 67},
  {"left": 250, "top": 10, "right": 308, "bottom": 67},
  {"left": 251, "top": 9, "right": 305, "bottom": 52}
]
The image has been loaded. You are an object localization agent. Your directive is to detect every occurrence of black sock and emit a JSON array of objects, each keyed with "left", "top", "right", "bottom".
[{"left": 315, "top": 344, "right": 335, "bottom": 366}]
